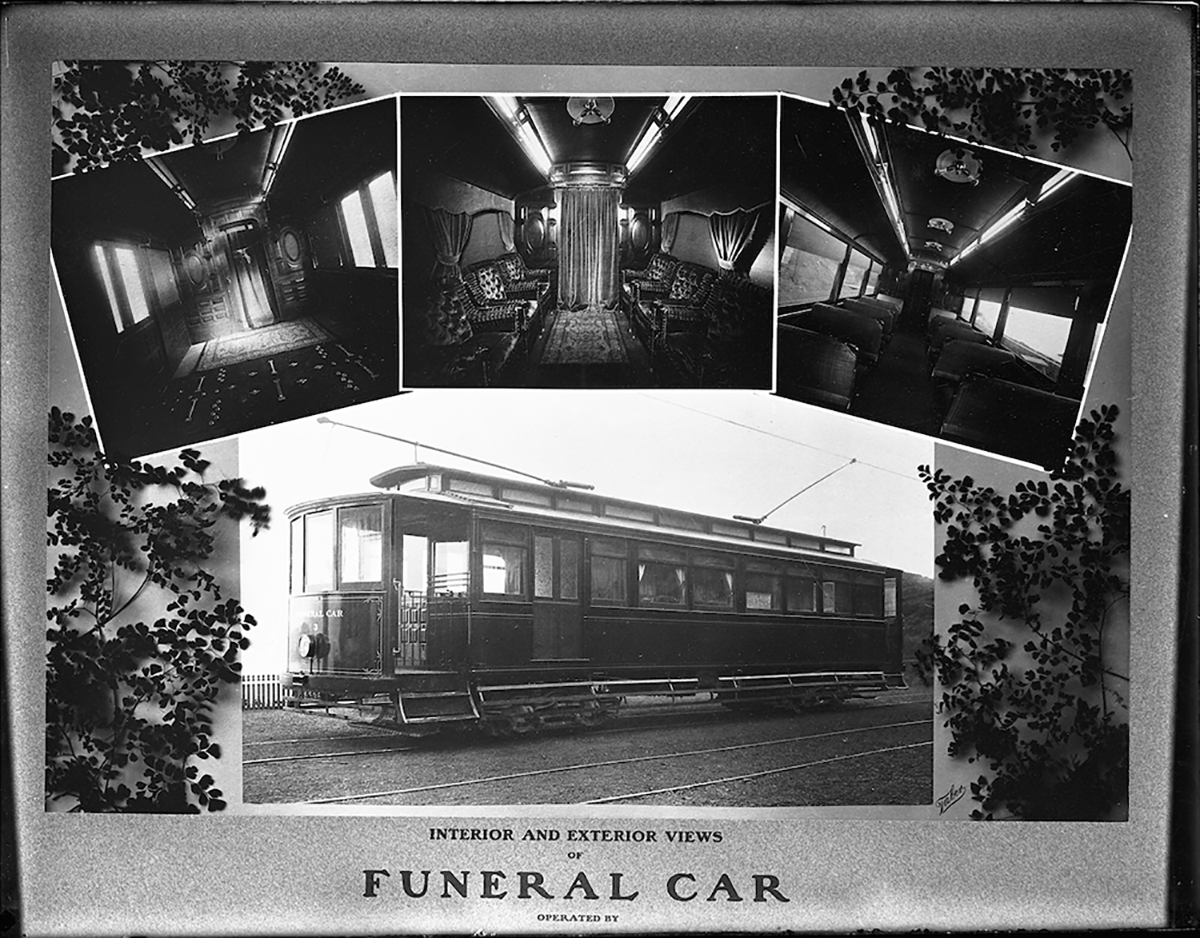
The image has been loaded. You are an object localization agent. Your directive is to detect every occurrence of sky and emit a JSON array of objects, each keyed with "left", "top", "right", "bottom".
[{"left": 237, "top": 390, "right": 934, "bottom": 673}]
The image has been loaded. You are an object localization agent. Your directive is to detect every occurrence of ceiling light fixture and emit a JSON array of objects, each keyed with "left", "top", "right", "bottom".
[
  {"left": 566, "top": 96, "right": 615, "bottom": 125},
  {"left": 626, "top": 95, "right": 692, "bottom": 175},
  {"left": 261, "top": 120, "right": 297, "bottom": 197},
  {"left": 853, "top": 111, "right": 909, "bottom": 259},
  {"left": 486, "top": 96, "right": 554, "bottom": 177},
  {"left": 934, "top": 147, "right": 983, "bottom": 185},
  {"left": 1034, "top": 167, "right": 1078, "bottom": 204},
  {"left": 145, "top": 156, "right": 197, "bottom": 211}
]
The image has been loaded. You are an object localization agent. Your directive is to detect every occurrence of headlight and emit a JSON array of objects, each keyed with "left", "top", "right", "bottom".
[{"left": 298, "top": 633, "right": 326, "bottom": 659}]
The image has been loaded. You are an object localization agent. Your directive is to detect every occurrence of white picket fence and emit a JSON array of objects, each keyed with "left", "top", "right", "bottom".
[{"left": 242, "top": 673, "right": 287, "bottom": 710}]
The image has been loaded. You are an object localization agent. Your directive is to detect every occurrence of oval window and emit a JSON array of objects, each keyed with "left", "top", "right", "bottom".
[
  {"left": 184, "top": 251, "right": 206, "bottom": 286},
  {"left": 280, "top": 229, "right": 303, "bottom": 266},
  {"left": 630, "top": 214, "right": 650, "bottom": 251},
  {"left": 525, "top": 212, "right": 545, "bottom": 251}
]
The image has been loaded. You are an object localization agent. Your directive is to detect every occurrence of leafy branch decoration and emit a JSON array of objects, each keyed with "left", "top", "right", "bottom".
[
  {"left": 832, "top": 68, "right": 1132, "bottom": 163},
  {"left": 46, "top": 408, "right": 270, "bottom": 812},
  {"left": 52, "top": 60, "right": 365, "bottom": 175},
  {"left": 917, "top": 405, "right": 1130, "bottom": 820}
]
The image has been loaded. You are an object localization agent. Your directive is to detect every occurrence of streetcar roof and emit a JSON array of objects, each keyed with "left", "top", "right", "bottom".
[{"left": 367, "top": 463, "right": 869, "bottom": 563}]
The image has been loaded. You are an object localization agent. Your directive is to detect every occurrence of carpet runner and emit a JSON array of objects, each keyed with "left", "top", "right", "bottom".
[
  {"left": 193, "top": 320, "right": 333, "bottom": 373},
  {"left": 539, "top": 306, "right": 629, "bottom": 365}
]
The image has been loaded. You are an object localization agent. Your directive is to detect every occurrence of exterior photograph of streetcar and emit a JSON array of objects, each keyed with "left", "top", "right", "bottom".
[{"left": 237, "top": 390, "right": 935, "bottom": 807}]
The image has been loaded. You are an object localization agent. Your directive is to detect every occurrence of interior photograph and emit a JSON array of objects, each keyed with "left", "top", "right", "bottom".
[
  {"left": 401, "top": 94, "right": 776, "bottom": 389},
  {"left": 776, "top": 94, "right": 1132, "bottom": 469},
  {"left": 51, "top": 96, "right": 400, "bottom": 459}
]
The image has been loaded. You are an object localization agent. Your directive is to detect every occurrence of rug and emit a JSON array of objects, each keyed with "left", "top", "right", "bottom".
[
  {"left": 194, "top": 320, "right": 333, "bottom": 372},
  {"left": 539, "top": 306, "right": 629, "bottom": 365}
]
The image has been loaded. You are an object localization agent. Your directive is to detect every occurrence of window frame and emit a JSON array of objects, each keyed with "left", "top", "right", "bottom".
[
  {"left": 336, "top": 504, "right": 386, "bottom": 591},
  {"left": 478, "top": 521, "right": 529, "bottom": 600},
  {"left": 93, "top": 241, "right": 158, "bottom": 334},
  {"left": 337, "top": 170, "right": 398, "bottom": 270}
]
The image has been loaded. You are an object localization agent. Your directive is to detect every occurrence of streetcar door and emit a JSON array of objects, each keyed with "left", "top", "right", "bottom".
[
  {"left": 531, "top": 533, "right": 584, "bottom": 660},
  {"left": 394, "top": 534, "right": 428, "bottom": 670}
]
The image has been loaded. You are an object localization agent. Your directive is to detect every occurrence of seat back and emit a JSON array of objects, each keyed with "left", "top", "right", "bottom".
[
  {"left": 840, "top": 298, "right": 896, "bottom": 339},
  {"left": 802, "top": 304, "right": 884, "bottom": 364},
  {"left": 931, "top": 340, "right": 1020, "bottom": 383},
  {"left": 928, "top": 319, "right": 989, "bottom": 360},
  {"left": 777, "top": 324, "right": 857, "bottom": 409}
]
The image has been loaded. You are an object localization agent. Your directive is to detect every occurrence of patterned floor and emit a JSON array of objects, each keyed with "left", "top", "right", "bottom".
[
  {"left": 193, "top": 319, "right": 333, "bottom": 372},
  {"left": 539, "top": 306, "right": 630, "bottom": 365}
]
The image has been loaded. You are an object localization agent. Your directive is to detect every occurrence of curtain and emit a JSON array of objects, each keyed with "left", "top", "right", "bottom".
[
  {"left": 660, "top": 212, "right": 680, "bottom": 255},
  {"left": 497, "top": 212, "right": 515, "bottom": 253},
  {"left": 423, "top": 206, "right": 473, "bottom": 282},
  {"left": 709, "top": 206, "right": 763, "bottom": 272},
  {"left": 558, "top": 186, "right": 620, "bottom": 309}
]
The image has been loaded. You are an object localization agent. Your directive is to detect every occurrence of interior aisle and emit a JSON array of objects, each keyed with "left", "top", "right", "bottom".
[
  {"left": 848, "top": 327, "right": 941, "bottom": 435},
  {"left": 523, "top": 305, "right": 656, "bottom": 388}
]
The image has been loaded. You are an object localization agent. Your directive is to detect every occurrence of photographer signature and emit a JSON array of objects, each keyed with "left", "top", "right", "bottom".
[{"left": 936, "top": 783, "right": 966, "bottom": 815}]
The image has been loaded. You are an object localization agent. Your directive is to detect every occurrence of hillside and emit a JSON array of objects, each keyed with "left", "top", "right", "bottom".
[{"left": 901, "top": 571, "right": 934, "bottom": 674}]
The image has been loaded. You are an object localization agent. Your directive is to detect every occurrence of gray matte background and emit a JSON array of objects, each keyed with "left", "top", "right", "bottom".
[{"left": 3, "top": 3, "right": 1193, "bottom": 933}]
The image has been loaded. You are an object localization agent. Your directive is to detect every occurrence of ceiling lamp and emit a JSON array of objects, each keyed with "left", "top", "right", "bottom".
[
  {"left": 934, "top": 148, "right": 982, "bottom": 185},
  {"left": 927, "top": 217, "right": 955, "bottom": 234},
  {"left": 566, "top": 96, "right": 615, "bottom": 125},
  {"left": 924, "top": 241, "right": 944, "bottom": 252},
  {"left": 486, "top": 96, "right": 553, "bottom": 176},
  {"left": 626, "top": 95, "right": 691, "bottom": 174}
]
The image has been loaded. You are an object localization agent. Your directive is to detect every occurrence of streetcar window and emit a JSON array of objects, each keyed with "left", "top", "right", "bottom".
[
  {"left": 433, "top": 541, "right": 468, "bottom": 595},
  {"left": 821, "top": 570, "right": 854, "bottom": 615},
  {"left": 710, "top": 522, "right": 751, "bottom": 539},
  {"left": 338, "top": 505, "right": 383, "bottom": 585},
  {"left": 785, "top": 574, "right": 819, "bottom": 613},
  {"left": 853, "top": 572, "right": 884, "bottom": 618},
  {"left": 999, "top": 306, "right": 1072, "bottom": 380},
  {"left": 590, "top": 537, "right": 628, "bottom": 605},
  {"left": 745, "top": 561, "right": 783, "bottom": 612},
  {"left": 752, "top": 530, "right": 787, "bottom": 545},
  {"left": 790, "top": 535, "right": 821, "bottom": 551},
  {"left": 402, "top": 534, "right": 428, "bottom": 594},
  {"left": 972, "top": 297, "right": 1003, "bottom": 336},
  {"left": 883, "top": 577, "right": 898, "bottom": 617},
  {"left": 449, "top": 478, "right": 495, "bottom": 497},
  {"left": 692, "top": 554, "right": 734, "bottom": 609},
  {"left": 502, "top": 487, "right": 552, "bottom": 507},
  {"left": 304, "top": 511, "right": 333, "bottom": 592},
  {"left": 560, "top": 539, "right": 580, "bottom": 601},
  {"left": 864, "top": 261, "right": 881, "bottom": 296},
  {"left": 637, "top": 546, "right": 687, "bottom": 606},
  {"left": 289, "top": 516, "right": 303, "bottom": 594},
  {"left": 605, "top": 504, "right": 655, "bottom": 522},
  {"left": 659, "top": 511, "right": 704, "bottom": 531},
  {"left": 839, "top": 248, "right": 871, "bottom": 299},
  {"left": 534, "top": 535, "right": 555, "bottom": 598},
  {"left": 482, "top": 543, "right": 526, "bottom": 596},
  {"left": 779, "top": 211, "right": 845, "bottom": 306}
]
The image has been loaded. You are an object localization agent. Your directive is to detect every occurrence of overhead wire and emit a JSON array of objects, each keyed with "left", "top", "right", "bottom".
[
  {"left": 315, "top": 416, "right": 594, "bottom": 490},
  {"left": 638, "top": 393, "right": 926, "bottom": 484}
]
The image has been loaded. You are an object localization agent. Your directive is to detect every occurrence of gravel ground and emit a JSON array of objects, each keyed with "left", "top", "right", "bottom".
[{"left": 243, "top": 688, "right": 932, "bottom": 807}]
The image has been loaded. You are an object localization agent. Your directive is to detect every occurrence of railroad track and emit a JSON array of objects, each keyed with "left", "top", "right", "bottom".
[
  {"left": 287, "top": 717, "right": 933, "bottom": 805},
  {"left": 243, "top": 690, "right": 930, "bottom": 767}
]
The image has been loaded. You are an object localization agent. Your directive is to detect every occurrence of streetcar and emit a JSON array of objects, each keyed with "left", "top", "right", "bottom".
[
  {"left": 283, "top": 463, "right": 905, "bottom": 733},
  {"left": 776, "top": 94, "right": 1132, "bottom": 468}
]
